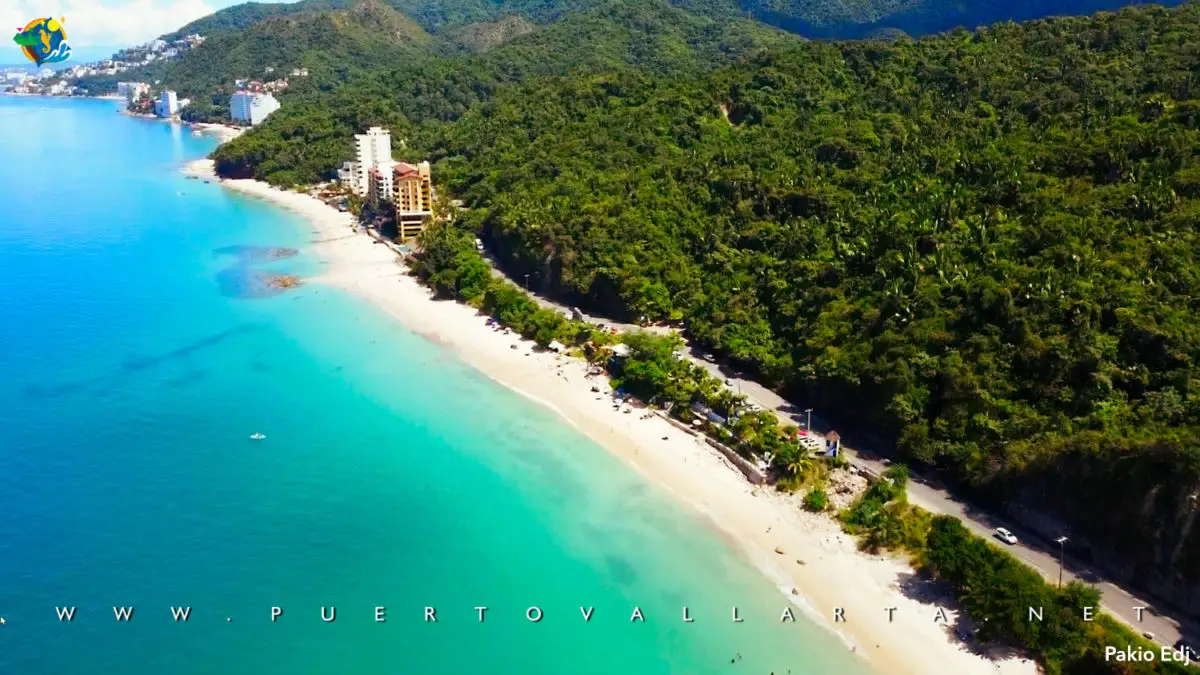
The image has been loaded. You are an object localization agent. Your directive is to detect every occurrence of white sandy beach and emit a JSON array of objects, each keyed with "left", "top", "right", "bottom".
[
  {"left": 114, "top": 109, "right": 246, "bottom": 143},
  {"left": 184, "top": 158, "right": 1039, "bottom": 675},
  {"left": 189, "top": 122, "right": 244, "bottom": 143}
]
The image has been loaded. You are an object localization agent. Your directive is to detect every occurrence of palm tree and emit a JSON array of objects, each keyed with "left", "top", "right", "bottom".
[{"left": 786, "top": 448, "right": 813, "bottom": 480}]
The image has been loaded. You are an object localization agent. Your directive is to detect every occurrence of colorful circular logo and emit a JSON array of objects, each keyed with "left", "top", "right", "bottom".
[{"left": 13, "top": 17, "right": 71, "bottom": 66}]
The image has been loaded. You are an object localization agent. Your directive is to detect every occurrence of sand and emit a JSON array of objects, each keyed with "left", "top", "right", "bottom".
[
  {"left": 183, "top": 158, "right": 1039, "bottom": 675},
  {"left": 115, "top": 114, "right": 245, "bottom": 142},
  {"left": 189, "top": 122, "right": 244, "bottom": 143}
]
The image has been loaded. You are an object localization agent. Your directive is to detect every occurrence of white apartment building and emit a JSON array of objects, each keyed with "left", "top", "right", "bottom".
[
  {"left": 352, "top": 127, "right": 394, "bottom": 195},
  {"left": 156, "top": 90, "right": 179, "bottom": 117},
  {"left": 367, "top": 166, "right": 397, "bottom": 208},
  {"left": 229, "top": 91, "right": 280, "bottom": 126},
  {"left": 337, "top": 161, "right": 359, "bottom": 186}
]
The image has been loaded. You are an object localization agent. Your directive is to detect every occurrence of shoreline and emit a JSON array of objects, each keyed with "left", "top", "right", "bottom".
[
  {"left": 113, "top": 107, "right": 245, "bottom": 142},
  {"left": 183, "top": 158, "right": 1038, "bottom": 675},
  {"left": 3, "top": 91, "right": 128, "bottom": 101},
  {"left": 189, "top": 121, "right": 244, "bottom": 143}
]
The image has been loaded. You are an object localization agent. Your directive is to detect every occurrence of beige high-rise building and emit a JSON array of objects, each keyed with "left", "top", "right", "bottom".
[{"left": 393, "top": 161, "right": 432, "bottom": 240}]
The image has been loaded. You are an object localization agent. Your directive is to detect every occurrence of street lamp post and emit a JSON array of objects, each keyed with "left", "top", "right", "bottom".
[
  {"left": 1055, "top": 536, "right": 1069, "bottom": 587},
  {"left": 804, "top": 408, "right": 813, "bottom": 432},
  {"left": 524, "top": 273, "right": 531, "bottom": 289}
]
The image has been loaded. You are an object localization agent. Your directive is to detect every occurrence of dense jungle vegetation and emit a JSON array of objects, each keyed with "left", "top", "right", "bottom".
[
  {"left": 843, "top": 468, "right": 1194, "bottom": 675},
  {"left": 205, "top": 0, "right": 800, "bottom": 178},
  {"left": 413, "top": 220, "right": 1198, "bottom": 674},
  {"left": 419, "top": 3, "right": 1200, "bottom": 601},
  {"left": 77, "top": 0, "right": 1176, "bottom": 109},
  {"left": 159, "top": 0, "right": 1185, "bottom": 40},
  {"left": 103, "top": 0, "right": 1200, "bottom": 622}
]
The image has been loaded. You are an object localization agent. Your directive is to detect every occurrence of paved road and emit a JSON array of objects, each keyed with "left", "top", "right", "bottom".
[
  {"left": 680, "top": 345, "right": 1193, "bottom": 648},
  {"left": 482, "top": 253, "right": 665, "bottom": 335},
  {"left": 482, "top": 254, "right": 1194, "bottom": 647}
]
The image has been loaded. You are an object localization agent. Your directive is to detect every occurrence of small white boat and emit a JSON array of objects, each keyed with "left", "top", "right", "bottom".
[{"left": 250, "top": 433, "right": 266, "bottom": 440}]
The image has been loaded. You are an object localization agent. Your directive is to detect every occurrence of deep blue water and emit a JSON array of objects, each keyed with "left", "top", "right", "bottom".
[{"left": 0, "top": 96, "right": 870, "bottom": 674}]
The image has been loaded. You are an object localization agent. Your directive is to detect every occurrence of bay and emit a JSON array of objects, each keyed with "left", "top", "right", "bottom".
[{"left": 0, "top": 96, "right": 870, "bottom": 674}]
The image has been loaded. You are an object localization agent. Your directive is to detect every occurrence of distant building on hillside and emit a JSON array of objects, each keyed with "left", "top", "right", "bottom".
[
  {"left": 155, "top": 90, "right": 179, "bottom": 117},
  {"left": 229, "top": 91, "right": 280, "bottom": 126},
  {"left": 352, "top": 127, "right": 393, "bottom": 196},
  {"left": 393, "top": 161, "right": 432, "bottom": 240},
  {"left": 116, "top": 81, "right": 149, "bottom": 107}
]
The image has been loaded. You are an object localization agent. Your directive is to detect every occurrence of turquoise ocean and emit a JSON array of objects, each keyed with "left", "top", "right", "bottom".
[{"left": 0, "top": 96, "right": 871, "bottom": 674}]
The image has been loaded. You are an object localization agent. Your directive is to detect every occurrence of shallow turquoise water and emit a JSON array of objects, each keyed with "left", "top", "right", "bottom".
[{"left": 0, "top": 96, "right": 871, "bottom": 674}]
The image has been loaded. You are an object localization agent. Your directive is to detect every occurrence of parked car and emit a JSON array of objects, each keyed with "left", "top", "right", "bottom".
[{"left": 995, "top": 527, "right": 1018, "bottom": 545}]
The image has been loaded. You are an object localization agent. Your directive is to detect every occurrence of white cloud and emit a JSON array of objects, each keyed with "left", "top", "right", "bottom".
[{"left": 1, "top": 0, "right": 219, "bottom": 48}]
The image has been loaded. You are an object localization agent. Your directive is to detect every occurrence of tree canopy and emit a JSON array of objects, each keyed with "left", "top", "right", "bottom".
[
  {"left": 426, "top": 2, "right": 1200, "bottom": 600},
  {"left": 112, "top": 0, "right": 1200, "bottom": 628}
]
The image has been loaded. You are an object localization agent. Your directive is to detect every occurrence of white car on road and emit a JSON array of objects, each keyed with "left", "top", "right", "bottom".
[{"left": 995, "top": 527, "right": 1018, "bottom": 545}]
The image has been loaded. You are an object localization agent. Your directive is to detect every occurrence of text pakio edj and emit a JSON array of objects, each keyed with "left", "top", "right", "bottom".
[{"left": 29, "top": 604, "right": 1151, "bottom": 625}]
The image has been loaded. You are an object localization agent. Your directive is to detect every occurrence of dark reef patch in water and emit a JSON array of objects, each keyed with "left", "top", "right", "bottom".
[
  {"left": 122, "top": 326, "right": 256, "bottom": 372},
  {"left": 603, "top": 553, "right": 639, "bottom": 587},
  {"left": 212, "top": 245, "right": 299, "bottom": 264},
  {"left": 24, "top": 324, "right": 263, "bottom": 400},
  {"left": 212, "top": 244, "right": 303, "bottom": 299},
  {"left": 216, "top": 267, "right": 303, "bottom": 299}
]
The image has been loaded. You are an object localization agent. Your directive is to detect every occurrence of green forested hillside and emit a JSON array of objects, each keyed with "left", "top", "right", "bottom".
[
  {"left": 140, "top": 0, "right": 1200, "bottom": 613},
  {"left": 173, "top": 0, "right": 432, "bottom": 121},
  {"left": 159, "top": 0, "right": 355, "bottom": 41},
  {"left": 445, "top": 15, "right": 537, "bottom": 52},
  {"left": 76, "top": 0, "right": 1181, "bottom": 109},
  {"left": 72, "top": 0, "right": 434, "bottom": 116},
  {"left": 161, "top": 0, "right": 1181, "bottom": 45},
  {"left": 211, "top": 0, "right": 800, "bottom": 181},
  {"left": 425, "top": 2, "right": 1200, "bottom": 595},
  {"left": 728, "top": 0, "right": 1184, "bottom": 37}
]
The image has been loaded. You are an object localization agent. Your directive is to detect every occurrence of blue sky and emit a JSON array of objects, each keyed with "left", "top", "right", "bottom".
[{"left": 3, "top": 0, "right": 290, "bottom": 55}]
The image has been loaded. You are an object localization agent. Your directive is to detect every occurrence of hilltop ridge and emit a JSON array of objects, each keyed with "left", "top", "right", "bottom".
[
  {"left": 144, "top": 0, "right": 433, "bottom": 120},
  {"left": 158, "top": 0, "right": 1186, "bottom": 41},
  {"left": 215, "top": 0, "right": 1200, "bottom": 632},
  {"left": 206, "top": 0, "right": 800, "bottom": 177},
  {"left": 82, "top": 0, "right": 1200, "bottom": 665}
]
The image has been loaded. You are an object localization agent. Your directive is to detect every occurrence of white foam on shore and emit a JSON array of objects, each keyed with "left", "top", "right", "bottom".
[{"left": 182, "top": 156, "right": 1040, "bottom": 675}]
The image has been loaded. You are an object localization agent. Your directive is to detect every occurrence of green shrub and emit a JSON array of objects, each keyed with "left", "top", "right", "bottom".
[{"left": 803, "top": 485, "right": 828, "bottom": 512}]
